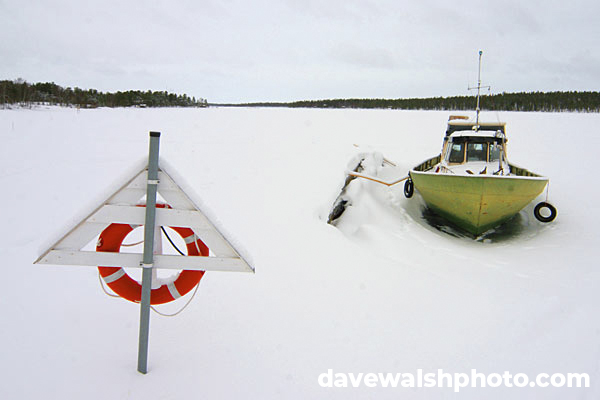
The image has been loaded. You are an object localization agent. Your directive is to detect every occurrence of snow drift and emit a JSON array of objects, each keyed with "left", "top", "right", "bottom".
[{"left": 1, "top": 106, "right": 598, "bottom": 399}]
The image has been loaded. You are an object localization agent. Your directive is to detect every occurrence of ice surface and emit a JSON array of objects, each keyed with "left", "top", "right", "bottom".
[{"left": 1, "top": 106, "right": 599, "bottom": 399}]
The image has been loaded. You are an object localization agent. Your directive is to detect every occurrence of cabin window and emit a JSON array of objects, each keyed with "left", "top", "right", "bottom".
[
  {"left": 448, "top": 143, "right": 465, "bottom": 163},
  {"left": 467, "top": 142, "right": 488, "bottom": 162},
  {"left": 489, "top": 143, "right": 503, "bottom": 161}
]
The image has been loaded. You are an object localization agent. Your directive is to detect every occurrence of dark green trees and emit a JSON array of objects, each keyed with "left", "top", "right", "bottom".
[
  {"left": 0, "top": 79, "right": 207, "bottom": 108},
  {"left": 240, "top": 91, "right": 600, "bottom": 112}
]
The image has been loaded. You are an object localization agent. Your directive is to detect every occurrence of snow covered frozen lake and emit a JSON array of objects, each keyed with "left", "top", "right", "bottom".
[{"left": 1, "top": 106, "right": 599, "bottom": 399}]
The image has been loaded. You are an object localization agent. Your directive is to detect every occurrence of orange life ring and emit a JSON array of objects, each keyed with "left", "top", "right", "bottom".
[{"left": 96, "top": 205, "right": 208, "bottom": 305}]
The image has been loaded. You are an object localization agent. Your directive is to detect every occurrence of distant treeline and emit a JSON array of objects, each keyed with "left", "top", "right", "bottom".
[
  {"left": 0, "top": 79, "right": 208, "bottom": 108},
  {"left": 235, "top": 91, "right": 600, "bottom": 112}
]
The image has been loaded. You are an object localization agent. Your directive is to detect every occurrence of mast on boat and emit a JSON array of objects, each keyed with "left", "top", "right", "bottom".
[{"left": 468, "top": 50, "right": 490, "bottom": 130}]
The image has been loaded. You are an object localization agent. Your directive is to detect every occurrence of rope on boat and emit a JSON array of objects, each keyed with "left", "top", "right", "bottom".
[{"left": 346, "top": 171, "right": 409, "bottom": 187}]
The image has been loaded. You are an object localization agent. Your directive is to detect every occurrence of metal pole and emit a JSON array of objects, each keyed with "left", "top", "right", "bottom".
[
  {"left": 475, "top": 50, "right": 482, "bottom": 128},
  {"left": 137, "top": 131, "right": 161, "bottom": 374}
]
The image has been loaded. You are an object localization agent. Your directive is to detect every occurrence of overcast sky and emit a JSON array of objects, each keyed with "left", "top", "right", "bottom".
[{"left": 2, "top": 0, "right": 599, "bottom": 103}]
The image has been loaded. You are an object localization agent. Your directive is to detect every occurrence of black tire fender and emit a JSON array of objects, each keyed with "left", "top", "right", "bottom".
[
  {"left": 534, "top": 202, "right": 557, "bottom": 223},
  {"left": 404, "top": 178, "right": 414, "bottom": 198}
]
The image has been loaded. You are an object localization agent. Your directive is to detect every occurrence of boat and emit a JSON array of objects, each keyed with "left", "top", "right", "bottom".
[
  {"left": 328, "top": 51, "right": 556, "bottom": 236},
  {"left": 407, "top": 116, "right": 554, "bottom": 235},
  {"left": 405, "top": 51, "right": 556, "bottom": 235}
]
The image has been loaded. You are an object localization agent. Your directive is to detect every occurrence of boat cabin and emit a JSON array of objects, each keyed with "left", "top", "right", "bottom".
[
  {"left": 439, "top": 119, "right": 509, "bottom": 174},
  {"left": 444, "top": 132, "right": 506, "bottom": 164}
]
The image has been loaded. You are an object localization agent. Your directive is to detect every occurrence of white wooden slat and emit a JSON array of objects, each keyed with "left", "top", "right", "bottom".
[
  {"left": 156, "top": 207, "right": 213, "bottom": 231},
  {"left": 115, "top": 170, "right": 181, "bottom": 192},
  {"left": 39, "top": 249, "right": 142, "bottom": 267},
  {"left": 108, "top": 187, "right": 146, "bottom": 205},
  {"left": 156, "top": 174, "right": 197, "bottom": 210},
  {"left": 88, "top": 205, "right": 145, "bottom": 224},
  {"left": 156, "top": 170, "right": 184, "bottom": 192},
  {"left": 155, "top": 254, "right": 250, "bottom": 272},
  {"left": 88, "top": 205, "right": 213, "bottom": 230},
  {"left": 39, "top": 250, "right": 252, "bottom": 272},
  {"left": 191, "top": 230, "right": 238, "bottom": 257},
  {"left": 107, "top": 169, "right": 148, "bottom": 204},
  {"left": 54, "top": 222, "right": 108, "bottom": 250},
  {"left": 159, "top": 190, "right": 197, "bottom": 213},
  {"left": 83, "top": 205, "right": 237, "bottom": 257}
]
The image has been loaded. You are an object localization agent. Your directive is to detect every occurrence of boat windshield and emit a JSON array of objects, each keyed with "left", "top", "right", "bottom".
[
  {"left": 448, "top": 143, "right": 465, "bottom": 163},
  {"left": 446, "top": 138, "right": 505, "bottom": 164},
  {"left": 467, "top": 143, "right": 488, "bottom": 162}
]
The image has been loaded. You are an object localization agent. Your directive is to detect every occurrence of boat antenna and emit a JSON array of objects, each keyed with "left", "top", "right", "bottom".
[{"left": 468, "top": 50, "right": 490, "bottom": 130}]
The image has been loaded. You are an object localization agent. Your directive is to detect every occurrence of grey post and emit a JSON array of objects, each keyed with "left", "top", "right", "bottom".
[{"left": 137, "top": 131, "right": 161, "bottom": 374}]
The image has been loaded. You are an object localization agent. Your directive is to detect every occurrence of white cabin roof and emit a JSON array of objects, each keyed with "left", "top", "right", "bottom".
[{"left": 448, "top": 130, "right": 505, "bottom": 139}]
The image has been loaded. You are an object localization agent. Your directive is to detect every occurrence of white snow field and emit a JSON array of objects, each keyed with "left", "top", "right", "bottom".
[{"left": 1, "top": 106, "right": 599, "bottom": 399}]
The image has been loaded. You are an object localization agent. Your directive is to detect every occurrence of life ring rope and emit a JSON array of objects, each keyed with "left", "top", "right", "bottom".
[
  {"left": 97, "top": 271, "right": 201, "bottom": 317},
  {"left": 96, "top": 204, "right": 208, "bottom": 305}
]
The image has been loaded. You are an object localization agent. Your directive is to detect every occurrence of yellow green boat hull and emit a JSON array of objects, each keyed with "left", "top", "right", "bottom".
[{"left": 410, "top": 170, "right": 548, "bottom": 235}]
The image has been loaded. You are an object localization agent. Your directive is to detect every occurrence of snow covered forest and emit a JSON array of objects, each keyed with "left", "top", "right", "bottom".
[
  {"left": 2, "top": 79, "right": 598, "bottom": 112},
  {"left": 237, "top": 91, "right": 600, "bottom": 112},
  {"left": 0, "top": 79, "right": 208, "bottom": 108}
]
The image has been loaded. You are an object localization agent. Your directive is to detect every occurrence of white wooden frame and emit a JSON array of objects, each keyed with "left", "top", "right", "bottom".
[{"left": 35, "top": 165, "right": 254, "bottom": 273}]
